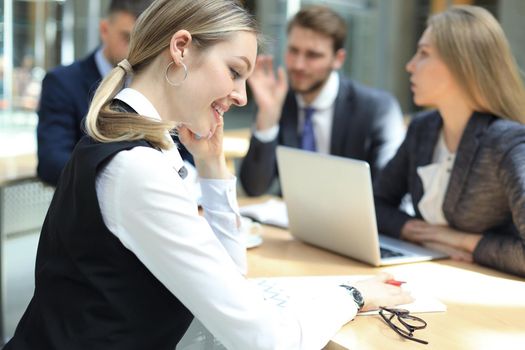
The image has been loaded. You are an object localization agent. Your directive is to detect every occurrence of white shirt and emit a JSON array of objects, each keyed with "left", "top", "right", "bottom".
[
  {"left": 95, "top": 88, "right": 357, "bottom": 349},
  {"left": 95, "top": 47, "right": 136, "bottom": 94},
  {"left": 254, "top": 71, "right": 340, "bottom": 154},
  {"left": 94, "top": 46, "right": 113, "bottom": 78},
  {"left": 417, "top": 132, "right": 456, "bottom": 225}
]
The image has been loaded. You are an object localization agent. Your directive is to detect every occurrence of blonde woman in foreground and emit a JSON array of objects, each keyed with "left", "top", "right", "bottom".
[{"left": 5, "top": 0, "right": 411, "bottom": 349}]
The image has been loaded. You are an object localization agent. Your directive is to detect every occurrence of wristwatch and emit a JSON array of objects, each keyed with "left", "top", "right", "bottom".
[{"left": 339, "top": 284, "right": 365, "bottom": 311}]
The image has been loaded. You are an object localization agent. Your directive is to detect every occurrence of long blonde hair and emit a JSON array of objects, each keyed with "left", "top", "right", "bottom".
[
  {"left": 85, "top": 0, "right": 258, "bottom": 149},
  {"left": 428, "top": 5, "right": 525, "bottom": 123}
]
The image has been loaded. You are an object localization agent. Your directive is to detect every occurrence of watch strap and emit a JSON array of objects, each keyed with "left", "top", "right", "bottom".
[{"left": 339, "top": 284, "right": 365, "bottom": 311}]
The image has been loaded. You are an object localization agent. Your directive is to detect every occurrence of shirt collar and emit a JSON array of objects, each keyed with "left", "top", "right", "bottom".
[
  {"left": 296, "top": 70, "right": 340, "bottom": 110},
  {"left": 94, "top": 46, "right": 114, "bottom": 78},
  {"left": 114, "top": 88, "right": 162, "bottom": 121},
  {"left": 113, "top": 88, "right": 186, "bottom": 175}
]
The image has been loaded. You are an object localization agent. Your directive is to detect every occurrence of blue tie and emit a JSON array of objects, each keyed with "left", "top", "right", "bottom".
[{"left": 301, "top": 107, "right": 316, "bottom": 151}]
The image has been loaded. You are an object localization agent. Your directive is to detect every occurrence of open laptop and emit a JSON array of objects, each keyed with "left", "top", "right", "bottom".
[{"left": 276, "top": 146, "right": 448, "bottom": 266}]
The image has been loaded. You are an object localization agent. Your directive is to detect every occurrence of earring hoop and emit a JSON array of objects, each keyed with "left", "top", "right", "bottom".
[{"left": 165, "top": 61, "right": 188, "bottom": 86}]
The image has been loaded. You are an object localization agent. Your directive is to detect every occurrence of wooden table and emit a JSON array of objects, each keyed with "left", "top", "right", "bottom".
[
  {"left": 246, "top": 223, "right": 525, "bottom": 350},
  {"left": 223, "top": 128, "right": 250, "bottom": 173}
]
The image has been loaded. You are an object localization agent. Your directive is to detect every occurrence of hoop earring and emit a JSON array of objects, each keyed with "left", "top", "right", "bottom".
[{"left": 165, "top": 61, "right": 188, "bottom": 87}]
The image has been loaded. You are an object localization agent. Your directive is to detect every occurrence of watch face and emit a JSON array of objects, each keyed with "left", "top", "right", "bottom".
[
  {"left": 340, "top": 285, "right": 365, "bottom": 310},
  {"left": 351, "top": 288, "right": 365, "bottom": 308}
]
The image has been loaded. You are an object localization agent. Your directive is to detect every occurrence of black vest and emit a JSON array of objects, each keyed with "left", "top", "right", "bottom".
[{"left": 5, "top": 137, "right": 193, "bottom": 350}]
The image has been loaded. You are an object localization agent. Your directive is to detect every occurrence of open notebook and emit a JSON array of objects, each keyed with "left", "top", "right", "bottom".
[{"left": 251, "top": 275, "right": 446, "bottom": 315}]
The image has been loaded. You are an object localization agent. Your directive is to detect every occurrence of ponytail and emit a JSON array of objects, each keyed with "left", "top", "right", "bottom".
[{"left": 84, "top": 61, "right": 175, "bottom": 149}]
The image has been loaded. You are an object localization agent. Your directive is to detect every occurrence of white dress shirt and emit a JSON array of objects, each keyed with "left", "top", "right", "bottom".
[
  {"left": 417, "top": 132, "right": 456, "bottom": 225},
  {"left": 95, "top": 88, "right": 358, "bottom": 349},
  {"left": 94, "top": 46, "right": 113, "bottom": 78},
  {"left": 254, "top": 71, "right": 340, "bottom": 154}
]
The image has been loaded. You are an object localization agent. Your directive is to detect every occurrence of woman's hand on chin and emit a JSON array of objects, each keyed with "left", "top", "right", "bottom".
[{"left": 177, "top": 118, "right": 231, "bottom": 179}]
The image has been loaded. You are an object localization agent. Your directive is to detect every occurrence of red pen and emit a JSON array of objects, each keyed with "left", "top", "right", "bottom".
[{"left": 386, "top": 279, "right": 406, "bottom": 287}]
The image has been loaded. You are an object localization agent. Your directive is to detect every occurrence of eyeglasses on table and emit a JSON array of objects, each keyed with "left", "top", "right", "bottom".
[{"left": 379, "top": 306, "right": 429, "bottom": 345}]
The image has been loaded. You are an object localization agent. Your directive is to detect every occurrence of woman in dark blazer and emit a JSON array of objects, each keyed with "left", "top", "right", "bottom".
[{"left": 374, "top": 5, "right": 525, "bottom": 277}]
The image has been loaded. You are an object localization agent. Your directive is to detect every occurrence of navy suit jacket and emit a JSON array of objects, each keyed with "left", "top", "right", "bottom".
[
  {"left": 374, "top": 110, "right": 525, "bottom": 277},
  {"left": 37, "top": 51, "right": 101, "bottom": 185},
  {"left": 240, "top": 75, "right": 405, "bottom": 196},
  {"left": 37, "top": 50, "right": 192, "bottom": 186}
]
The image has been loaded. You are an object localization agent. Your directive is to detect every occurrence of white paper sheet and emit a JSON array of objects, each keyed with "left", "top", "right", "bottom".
[{"left": 239, "top": 199, "right": 289, "bottom": 228}]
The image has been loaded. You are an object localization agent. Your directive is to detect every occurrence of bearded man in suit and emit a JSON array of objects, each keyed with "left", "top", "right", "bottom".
[{"left": 240, "top": 5, "right": 405, "bottom": 196}]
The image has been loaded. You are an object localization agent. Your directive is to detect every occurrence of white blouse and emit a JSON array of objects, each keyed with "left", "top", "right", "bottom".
[
  {"left": 417, "top": 132, "right": 456, "bottom": 225},
  {"left": 95, "top": 88, "right": 357, "bottom": 350}
]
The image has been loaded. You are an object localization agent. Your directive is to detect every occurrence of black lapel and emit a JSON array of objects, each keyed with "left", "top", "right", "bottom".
[
  {"left": 442, "top": 112, "right": 493, "bottom": 223},
  {"left": 412, "top": 111, "right": 442, "bottom": 206},
  {"left": 83, "top": 51, "right": 104, "bottom": 102},
  {"left": 330, "top": 76, "right": 353, "bottom": 155},
  {"left": 280, "top": 91, "right": 300, "bottom": 148}
]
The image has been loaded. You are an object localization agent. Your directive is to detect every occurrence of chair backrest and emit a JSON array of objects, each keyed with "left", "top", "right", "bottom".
[{"left": 0, "top": 177, "right": 54, "bottom": 344}]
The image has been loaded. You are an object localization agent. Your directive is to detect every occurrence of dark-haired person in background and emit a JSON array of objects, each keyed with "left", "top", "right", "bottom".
[
  {"left": 240, "top": 5, "right": 405, "bottom": 196},
  {"left": 36, "top": 0, "right": 192, "bottom": 186}
]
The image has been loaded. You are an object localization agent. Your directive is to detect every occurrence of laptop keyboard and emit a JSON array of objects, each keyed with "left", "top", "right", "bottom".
[{"left": 380, "top": 246, "right": 405, "bottom": 258}]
